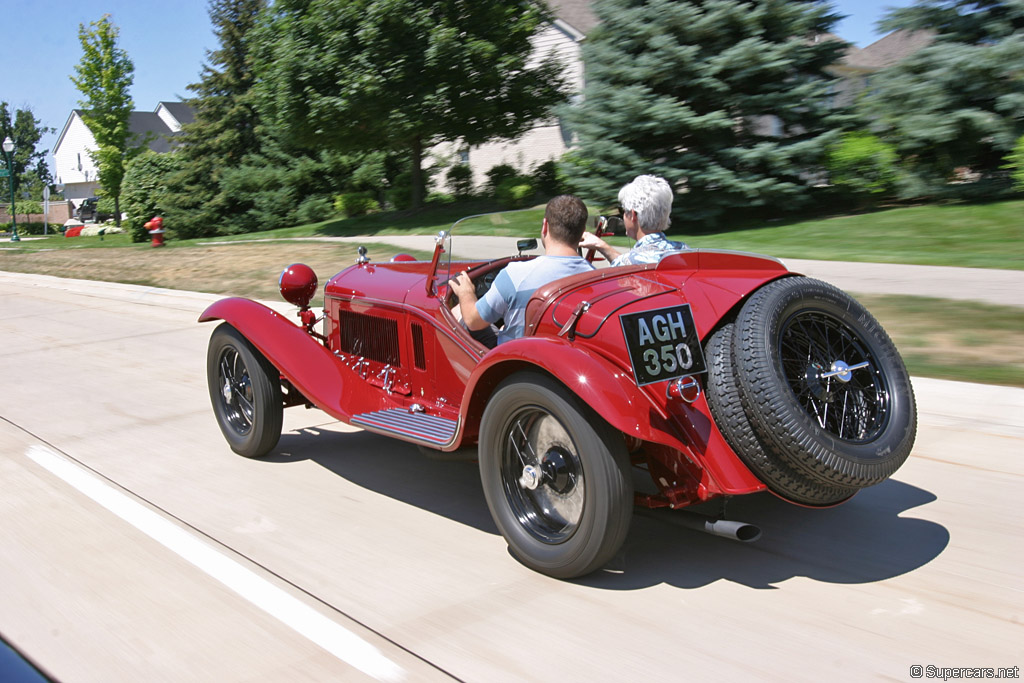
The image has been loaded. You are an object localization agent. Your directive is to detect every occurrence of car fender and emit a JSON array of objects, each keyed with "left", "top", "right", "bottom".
[
  {"left": 459, "top": 335, "right": 680, "bottom": 449},
  {"left": 199, "top": 298, "right": 356, "bottom": 423}
]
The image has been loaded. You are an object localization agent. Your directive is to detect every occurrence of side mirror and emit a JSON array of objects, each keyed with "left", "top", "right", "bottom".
[{"left": 517, "top": 238, "right": 538, "bottom": 256}]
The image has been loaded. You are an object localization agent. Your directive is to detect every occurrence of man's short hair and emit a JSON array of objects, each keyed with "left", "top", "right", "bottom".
[
  {"left": 544, "top": 195, "right": 590, "bottom": 245},
  {"left": 618, "top": 175, "right": 673, "bottom": 233}
]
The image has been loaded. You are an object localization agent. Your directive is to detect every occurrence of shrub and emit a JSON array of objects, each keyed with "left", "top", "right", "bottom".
[
  {"left": 426, "top": 191, "right": 456, "bottom": 205},
  {"left": 296, "top": 195, "right": 337, "bottom": 224},
  {"left": 495, "top": 176, "right": 535, "bottom": 208},
  {"left": 1004, "top": 134, "right": 1024, "bottom": 192},
  {"left": 121, "top": 151, "right": 184, "bottom": 242},
  {"left": 0, "top": 221, "right": 59, "bottom": 235},
  {"left": 826, "top": 132, "right": 899, "bottom": 201},
  {"left": 532, "top": 159, "right": 565, "bottom": 197},
  {"left": 334, "top": 192, "right": 380, "bottom": 218},
  {"left": 485, "top": 164, "right": 518, "bottom": 196},
  {"left": 96, "top": 195, "right": 117, "bottom": 217},
  {"left": 446, "top": 164, "right": 474, "bottom": 198}
]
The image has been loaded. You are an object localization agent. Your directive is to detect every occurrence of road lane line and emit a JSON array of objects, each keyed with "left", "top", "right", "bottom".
[{"left": 25, "top": 444, "right": 405, "bottom": 682}]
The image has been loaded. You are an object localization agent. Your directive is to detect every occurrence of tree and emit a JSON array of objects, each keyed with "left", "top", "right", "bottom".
[
  {"left": 0, "top": 103, "right": 54, "bottom": 199},
  {"left": 161, "top": 0, "right": 266, "bottom": 238},
  {"left": 562, "top": 0, "right": 849, "bottom": 227},
  {"left": 864, "top": 1, "right": 1024, "bottom": 197},
  {"left": 252, "top": 0, "right": 569, "bottom": 209},
  {"left": 121, "top": 150, "right": 184, "bottom": 242},
  {"left": 70, "top": 15, "right": 136, "bottom": 226}
]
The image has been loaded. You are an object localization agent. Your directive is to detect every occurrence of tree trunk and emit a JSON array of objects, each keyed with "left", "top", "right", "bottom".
[
  {"left": 410, "top": 137, "right": 424, "bottom": 209},
  {"left": 114, "top": 195, "right": 122, "bottom": 227}
]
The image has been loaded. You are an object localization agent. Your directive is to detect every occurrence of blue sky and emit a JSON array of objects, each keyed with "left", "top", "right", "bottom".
[{"left": 1, "top": 0, "right": 915, "bottom": 173}]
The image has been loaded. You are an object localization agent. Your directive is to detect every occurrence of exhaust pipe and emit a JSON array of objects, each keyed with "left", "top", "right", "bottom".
[{"left": 643, "top": 510, "right": 762, "bottom": 543}]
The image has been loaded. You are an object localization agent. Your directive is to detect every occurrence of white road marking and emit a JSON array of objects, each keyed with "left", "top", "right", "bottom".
[{"left": 26, "top": 445, "right": 405, "bottom": 682}]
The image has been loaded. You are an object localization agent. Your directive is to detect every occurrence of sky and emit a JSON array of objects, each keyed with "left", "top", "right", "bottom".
[{"left": 1, "top": 0, "right": 916, "bottom": 176}]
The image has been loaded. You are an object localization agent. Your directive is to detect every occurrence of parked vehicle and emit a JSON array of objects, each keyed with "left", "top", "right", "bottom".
[
  {"left": 75, "top": 197, "right": 111, "bottom": 223},
  {"left": 200, "top": 221, "right": 916, "bottom": 578}
]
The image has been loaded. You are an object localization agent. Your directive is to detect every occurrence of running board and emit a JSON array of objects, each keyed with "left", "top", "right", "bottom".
[{"left": 350, "top": 409, "right": 457, "bottom": 446}]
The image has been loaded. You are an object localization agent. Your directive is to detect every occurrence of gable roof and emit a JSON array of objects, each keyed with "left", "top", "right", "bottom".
[
  {"left": 157, "top": 101, "right": 196, "bottom": 127},
  {"left": 54, "top": 103, "right": 196, "bottom": 156},
  {"left": 547, "top": 0, "right": 598, "bottom": 35},
  {"left": 843, "top": 30, "right": 933, "bottom": 70}
]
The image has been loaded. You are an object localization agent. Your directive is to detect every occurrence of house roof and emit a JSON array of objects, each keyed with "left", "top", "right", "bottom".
[
  {"left": 547, "top": 0, "right": 598, "bottom": 35},
  {"left": 843, "top": 30, "right": 933, "bottom": 70},
  {"left": 158, "top": 101, "right": 195, "bottom": 127}
]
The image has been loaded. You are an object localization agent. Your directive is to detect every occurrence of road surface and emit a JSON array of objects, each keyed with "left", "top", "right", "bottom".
[{"left": 0, "top": 271, "right": 1020, "bottom": 681}]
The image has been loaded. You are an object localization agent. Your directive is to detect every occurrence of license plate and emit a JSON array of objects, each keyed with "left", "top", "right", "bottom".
[{"left": 620, "top": 304, "right": 707, "bottom": 386}]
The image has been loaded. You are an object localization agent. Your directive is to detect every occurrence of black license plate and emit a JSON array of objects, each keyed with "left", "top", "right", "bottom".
[{"left": 620, "top": 304, "right": 707, "bottom": 386}]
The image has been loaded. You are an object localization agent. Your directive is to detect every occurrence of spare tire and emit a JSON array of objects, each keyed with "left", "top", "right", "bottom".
[
  {"left": 733, "top": 277, "right": 916, "bottom": 488},
  {"left": 705, "top": 323, "right": 856, "bottom": 505}
]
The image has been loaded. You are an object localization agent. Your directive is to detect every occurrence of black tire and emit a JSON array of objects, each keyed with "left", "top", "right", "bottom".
[
  {"left": 705, "top": 323, "right": 856, "bottom": 505},
  {"left": 479, "top": 372, "right": 633, "bottom": 579},
  {"left": 734, "top": 277, "right": 916, "bottom": 488},
  {"left": 207, "top": 323, "right": 283, "bottom": 458}
]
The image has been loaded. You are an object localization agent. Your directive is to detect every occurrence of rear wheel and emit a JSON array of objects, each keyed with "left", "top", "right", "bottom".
[
  {"left": 207, "top": 323, "right": 283, "bottom": 458},
  {"left": 479, "top": 372, "right": 632, "bottom": 578},
  {"left": 734, "top": 278, "right": 916, "bottom": 487},
  {"left": 705, "top": 323, "right": 856, "bottom": 505}
]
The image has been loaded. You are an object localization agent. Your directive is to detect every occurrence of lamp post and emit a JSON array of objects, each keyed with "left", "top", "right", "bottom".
[{"left": 1, "top": 136, "right": 18, "bottom": 242}]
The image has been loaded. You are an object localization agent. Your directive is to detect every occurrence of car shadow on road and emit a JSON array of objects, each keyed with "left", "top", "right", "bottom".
[{"left": 269, "top": 427, "right": 949, "bottom": 590}]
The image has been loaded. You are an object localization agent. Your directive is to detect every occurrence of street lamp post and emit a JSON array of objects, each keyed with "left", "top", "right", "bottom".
[{"left": 1, "top": 136, "right": 18, "bottom": 242}]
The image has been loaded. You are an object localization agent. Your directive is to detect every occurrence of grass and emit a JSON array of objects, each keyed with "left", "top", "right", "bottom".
[
  {"left": 4, "top": 198, "right": 1022, "bottom": 269},
  {"left": 1, "top": 236, "right": 1022, "bottom": 387},
  {"left": 850, "top": 294, "right": 1024, "bottom": 387}
]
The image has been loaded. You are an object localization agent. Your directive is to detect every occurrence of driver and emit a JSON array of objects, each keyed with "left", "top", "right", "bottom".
[
  {"left": 450, "top": 194, "right": 594, "bottom": 347},
  {"left": 578, "top": 174, "right": 689, "bottom": 266}
]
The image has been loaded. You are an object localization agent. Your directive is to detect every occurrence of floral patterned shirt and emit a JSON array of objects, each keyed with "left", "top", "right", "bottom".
[{"left": 611, "top": 232, "right": 690, "bottom": 267}]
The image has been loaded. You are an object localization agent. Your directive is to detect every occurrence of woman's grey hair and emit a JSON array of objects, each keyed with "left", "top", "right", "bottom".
[{"left": 618, "top": 175, "right": 673, "bottom": 233}]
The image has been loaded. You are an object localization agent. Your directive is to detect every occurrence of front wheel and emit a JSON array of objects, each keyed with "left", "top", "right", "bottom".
[
  {"left": 206, "top": 323, "right": 283, "bottom": 458},
  {"left": 479, "top": 372, "right": 633, "bottom": 579}
]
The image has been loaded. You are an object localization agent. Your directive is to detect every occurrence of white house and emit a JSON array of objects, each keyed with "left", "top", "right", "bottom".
[
  {"left": 434, "top": 0, "right": 596, "bottom": 189},
  {"left": 53, "top": 102, "right": 194, "bottom": 207}
]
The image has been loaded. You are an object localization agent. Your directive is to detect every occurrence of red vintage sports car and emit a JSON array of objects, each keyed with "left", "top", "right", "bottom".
[{"left": 200, "top": 222, "right": 916, "bottom": 578}]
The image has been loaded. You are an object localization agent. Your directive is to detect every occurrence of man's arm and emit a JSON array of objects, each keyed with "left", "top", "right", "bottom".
[
  {"left": 448, "top": 271, "right": 491, "bottom": 331},
  {"left": 579, "top": 231, "right": 623, "bottom": 262}
]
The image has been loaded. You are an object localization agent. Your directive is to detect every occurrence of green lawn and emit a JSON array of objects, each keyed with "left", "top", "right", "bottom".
[{"left": 5, "top": 198, "right": 1022, "bottom": 270}]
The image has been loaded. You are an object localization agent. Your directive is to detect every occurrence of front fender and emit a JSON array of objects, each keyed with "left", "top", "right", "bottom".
[{"left": 199, "top": 298, "right": 355, "bottom": 423}]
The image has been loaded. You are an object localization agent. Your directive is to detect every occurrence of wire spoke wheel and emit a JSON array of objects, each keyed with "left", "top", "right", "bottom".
[
  {"left": 779, "top": 310, "right": 889, "bottom": 444},
  {"left": 218, "top": 346, "right": 255, "bottom": 435}
]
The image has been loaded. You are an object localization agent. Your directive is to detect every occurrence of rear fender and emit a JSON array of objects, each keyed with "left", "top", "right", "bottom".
[
  {"left": 199, "top": 298, "right": 356, "bottom": 423},
  {"left": 459, "top": 336, "right": 766, "bottom": 498}
]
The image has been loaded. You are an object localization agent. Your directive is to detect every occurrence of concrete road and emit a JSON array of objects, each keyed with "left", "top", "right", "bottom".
[{"left": 0, "top": 271, "right": 1021, "bottom": 682}]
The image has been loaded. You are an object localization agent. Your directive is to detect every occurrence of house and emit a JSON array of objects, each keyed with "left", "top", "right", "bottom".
[
  {"left": 443, "top": 0, "right": 928, "bottom": 189},
  {"left": 434, "top": 0, "right": 597, "bottom": 189},
  {"left": 52, "top": 102, "right": 194, "bottom": 207}
]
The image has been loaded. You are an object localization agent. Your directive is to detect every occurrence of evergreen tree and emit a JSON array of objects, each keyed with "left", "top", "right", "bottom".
[
  {"left": 563, "top": 0, "right": 848, "bottom": 227},
  {"left": 865, "top": 1, "right": 1024, "bottom": 198},
  {"left": 252, "top": 0, "right": 569, "bottom": 209},
  {"left": 162, "top": 0, "right": 266, "bottom": 237},
  {"left": 0, "top": 103, "right": 54, "bottom": 199},
  {"left": 70, "top": 15, "right": 136, "bottom": 226}
]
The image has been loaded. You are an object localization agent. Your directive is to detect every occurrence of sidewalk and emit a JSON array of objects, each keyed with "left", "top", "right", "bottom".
[{"left": 315, "top": 235, "right": 1024, "bottom": 308}]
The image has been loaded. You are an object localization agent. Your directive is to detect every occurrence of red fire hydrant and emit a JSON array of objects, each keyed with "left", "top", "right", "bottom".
[{"left": 145, "top": 216, "right": 165, "bottom": 247}]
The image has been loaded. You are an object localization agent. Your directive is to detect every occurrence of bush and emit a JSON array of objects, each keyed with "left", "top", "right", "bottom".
[
  {"left": 296, "top": 195, "right": 337, "bottom": 224},
  {"left": 827, "top": 132, "right": 899, "bottom": 201},
  {"left": 334, "top": 192, "right": 380, "bottom": 218},
  {"left": 0, "top": 221, "right": 59, "bottom": 235},
  {"left": 495, "top": 176, "right": 535, "bottom": 208},
  {"left": 121, "top": 151, "right": 185, "bottom": 242},
  {"left": 446, "top": 164, "right": 474, "bottom": 198},
  {"left": 10, "top": 200, "right": 43, "bottom": 215},
  {"left": 531, "top": 159, "right": 565, "bottom": 197},
  {"left": 96, "top": 195, "right": 117, "bottom": 216},
  {"left": 426, "top": 191, "right": 456, "bottom": 205},
  {"left": 1004, "top": 134, "right": 1024, "bottom": 192},
  {"left": 485, "top": 164, "right": 518, "bottom": 196}
]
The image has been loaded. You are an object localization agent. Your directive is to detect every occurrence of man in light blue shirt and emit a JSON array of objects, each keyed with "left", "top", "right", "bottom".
[
  {"left": 450, "top": 195, "right": 594, "bottom": 346},
  {"left": 579, "top": 175, "right": 689, "bottom": 266}
]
